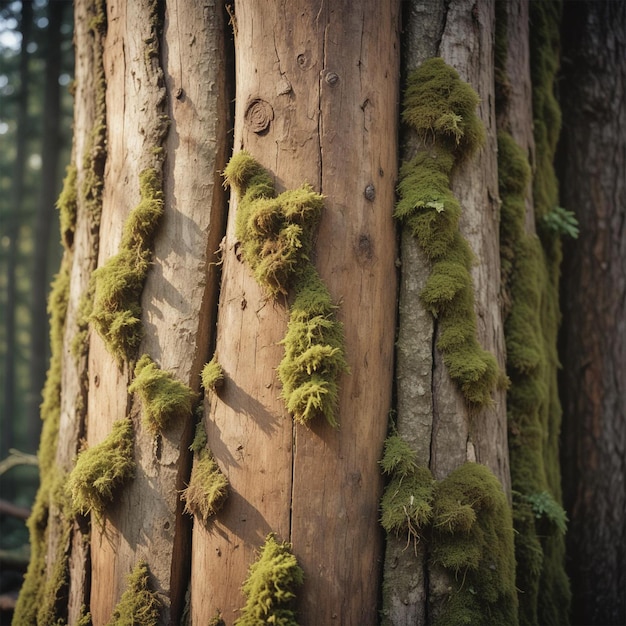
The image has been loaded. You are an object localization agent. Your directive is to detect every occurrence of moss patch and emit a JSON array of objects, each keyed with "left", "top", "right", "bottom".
[
  {"left": 89, "top": 168, "right": 164, "bottom": 364},
  {"left": 128, "top": 354, "right": 196, "bottom": 435},
  {"left": 201, "top": 355, "right": 224, "bottom": 392},
  {"left": 395, "top": 58, "right": 500, "bottom": 407},
  {"left": 379, "top": 435, "right": 434, "bottom": 544},
  {"left": 379, "top": 446, "right": 518, "bottom": 625},
  {"left": 224, "top": 152, "right": 347, "bottom": 427},
  {"left": 181, "top": 423, "right": 228, "bottom": 523},
  {"left": 235, "top": 534, "right": 304, "bottom": 626},
  {"left": 66, "top": 418, "right": 135, "bottom": 520},
  {"left": 430, "top": 463, "right": 518, "bottom": 626},
  {"left": 57, "top": 163, "right": 78, "bottom": 249},
  {"left": 106, "top": 561, "right": 161, "bottom": 626}
]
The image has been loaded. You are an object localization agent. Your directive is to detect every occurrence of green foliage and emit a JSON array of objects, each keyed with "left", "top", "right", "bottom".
[
  {"left": 235, "top": 534, "right": 304, "bottom": 626},
  {"left": 224, "top": 152, "right": 347, "bottom": 427},
  {"left": 201, "top": 355, "right": 224, "bottom": 392},
  {"left": 430, "top": 463, "right": 518, "bottom": 626},
  {"left": 524, "top": 491, "right": 568, "bottom": 535},
  {"left": 66, "top": 418, "right": 135, "bottom": 519},
  {"left": 128, "top": 354, "right": 196, "bottom": 435},
  {"left": 379, "top": 436, "right": 434, "bottom": 540},
  {"left": 541, "top": 206, "right": 579, "bottom": 239},
  {"left": 395, "top": 58, "right": 501, "bottom": 407},
  {"left": 181, "top": 423, "right": 228, "bottom": 523},
  {"left": 107, "top": 561, "right": 161, "bottom": 626},
  {"left": 90, "top": 168, "right": 164, "bottom": 364}
]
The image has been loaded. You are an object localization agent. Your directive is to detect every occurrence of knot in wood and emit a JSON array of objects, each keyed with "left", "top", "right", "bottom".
[
  {"left": 245, "top": 98, "right": 274, "bottom": 134},
  {"left": 325, "top": 71, "right": 339, "bottom": 86},
  {"left": 364, "top": 183, "right": 376, "bottom": 201}
]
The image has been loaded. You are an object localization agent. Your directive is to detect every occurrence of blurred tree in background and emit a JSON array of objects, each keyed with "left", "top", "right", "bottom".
[{"left": 0, "top": 0, "right": 73, "bottom": 615}]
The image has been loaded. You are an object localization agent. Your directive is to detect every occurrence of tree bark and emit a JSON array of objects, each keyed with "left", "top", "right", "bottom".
[
  {"left": 384, "top": 1, "right": 508, "bottom": 622},
  {"left": 193, "top": 3, "right": 400, "bottom": 624},
  {"left": 560, "top": 1, "right": 626, "bottom": 623},
  {"left": 84, "top": 1, "right": 230, "bottom": 623}
]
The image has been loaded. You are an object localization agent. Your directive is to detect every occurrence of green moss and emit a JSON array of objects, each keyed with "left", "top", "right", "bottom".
[
  {"left": 224, "top": 152, "right": 347, "bottom": 427},
  {"left": 128, "top": 354, "right": 196, "bottom": 435},
  {"left": 201, "top": 355, "right": 224, "bottom": 392},
  {"left": 495, "top": 1, "right": 571, "bottom": 620},
  {"left": 235, "top": 534, "right": 304, "bottom": 626},
  {"left": 66, "top": 418, "right": 135, "bottom": 520},
  {"left": 76, "top": 607, "right": 93, "bottom": 626},
  {"left": 90, "top": 168, "right": 164, "bottom": 363},
  {"left": 395, "top": 58, "right": 501, "bottom": 407},
  {"left": 430, "top": 463, "right": 518, "bottom": 626},
  {"left": 181, "top": 424, "right": 228, "bottom": 523},
  {"left": 379, "top": 435, "right": 434, "bottom": 541},
  {"left": 106, "top": 561, "right": 161, "bottom": 626},
  {"left": 57, "top": 163, "right": 78, "bottom": 249}
]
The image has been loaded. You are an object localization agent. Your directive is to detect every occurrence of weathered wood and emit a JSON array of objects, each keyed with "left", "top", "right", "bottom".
[
  {"left": 87, "top": 1, "right": 228, "bottom": 624},
  {"left": 194, "top": 2, "right": 399, "bottom": 624}
]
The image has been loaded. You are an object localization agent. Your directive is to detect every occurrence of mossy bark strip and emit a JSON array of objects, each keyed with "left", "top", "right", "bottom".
[{"left": 86, "top": 1, "right": 231, "bottom": 623}]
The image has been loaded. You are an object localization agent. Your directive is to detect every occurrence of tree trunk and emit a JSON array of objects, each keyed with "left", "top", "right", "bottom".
[
  {"left": 2, "top": 0, "right": 32, "bottom": 460},
  {"left": 28, "top": 0, "right": 65, "bottom": 445},
  {"left": 560, "top": 1, "right": 626, "bottom": 623},
  {"left": 193, "top": 3, "right": 399, "bottom": 624},
  {"left": 384, "top": 1, "right": 510, "bottom": 622}
]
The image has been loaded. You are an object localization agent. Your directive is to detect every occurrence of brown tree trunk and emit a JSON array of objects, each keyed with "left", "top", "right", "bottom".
[
  {"left": 560, "top": 1, "right": 626, "bottom": 624},
  {"left": 384, "top": 1, "right": 509, "bottom": 622},
  {"left": 193, "top": 3, "right": 400, "bottom": 624}
]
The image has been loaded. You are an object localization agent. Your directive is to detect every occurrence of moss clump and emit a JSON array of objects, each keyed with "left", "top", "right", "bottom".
[
  {"left": 67, "top": 418, "right": 135, "bottom": 519},
  {"left": 224, "top": 152, "right": 347, "bottom": 427},
  {"left": 57, "top": 163, "right": 78, "bottom": 249},
  {"left": 106, "top": 561, "right": 161, "bottom": 626},
  {"left": 90, "top": 168, "right": 164, "bottom": 364},
  {"left": 235, "top": 534, "right": 304, "bottom": 626},
  {"left": 128, "top": 354, "right": 196, "bottom": 435},
  {"left": 201, "top": 355, "right": 224, "bottom": 392},
  {"left": 395, "top": 58, "right": 501, "bottom": 407},
  {"left": 430, "top": 463, "right": 518, "bottom": 626},
  {"left": 379, "top": 435, "right": 434, "bottom": 543},
  {"left": 181, "top": 423, "right": 228, "bottom": 523}
]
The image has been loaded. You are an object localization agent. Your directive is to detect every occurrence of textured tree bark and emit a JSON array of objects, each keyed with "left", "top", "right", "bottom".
[
  {"left": 84, "top": 1, "right": 229, "bottom": 623},
  {"left": 560, "top": 2, "right": 626, "bottom": 624},
  {"left": 384, "top": 1, "right": 508, "bottom": 624},
  {"left": 193, "top": 2, "right": 399, "bottom": 624}
]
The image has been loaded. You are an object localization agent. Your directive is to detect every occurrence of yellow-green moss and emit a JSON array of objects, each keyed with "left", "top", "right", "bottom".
[
  {"left": 57, "top": 163, "right": 78, "bottom": 249},
  {"left": 13, "top": 258, "right": 71, "bottom": 625},
  {"left": 76, "top": 608, "right": 93, "bottom": 626},
  {"left": 224, "top": 152, "right": 347, "bottom": 427},
  {"left": 430, "top": 463, "right": 518, "bottom": 626},
  {"left": 379, "top": 435, "right": 434, "bottom": 542},
  {"left": 128, "top": 354, "right": 196, "bottom": 435},
  {"left": 235, "top": 534, "right": 304, "bottom": 626},
  {"left": 201, "top": 355, "right": 224, "bottom": 392},
  {"left": 66, "top": 418, "right": 135, "bottom": 520},
  {"left": 106, "top": 561, "right": 161, "bottom": 626},
  {"left": 395, "top": 58, "right": 501, "bottom": 407},
  {"left": 90, "top": 168, "right": 164, "bottom": 363},
  {"left": 181, "top": 423, "right": 228, "bottom": 523}
]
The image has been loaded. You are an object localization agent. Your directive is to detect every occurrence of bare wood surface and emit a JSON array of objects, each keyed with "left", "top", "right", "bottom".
[{"left": 194, "top": 2, "right": 399, "bottom": 624}]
